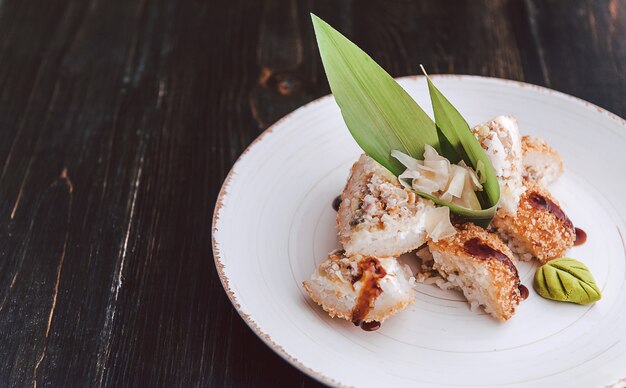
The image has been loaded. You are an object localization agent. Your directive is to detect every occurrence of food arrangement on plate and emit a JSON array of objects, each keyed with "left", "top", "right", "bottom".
[{"left": 303, "top": 15, "right": 601, "bottom": 330}]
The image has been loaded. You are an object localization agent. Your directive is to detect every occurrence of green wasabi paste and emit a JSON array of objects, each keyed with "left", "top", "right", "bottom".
[{"left": 533, "top": 258, "right": 601, "bottom": 305}]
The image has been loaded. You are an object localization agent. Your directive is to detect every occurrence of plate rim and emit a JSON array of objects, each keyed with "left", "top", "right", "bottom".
[{"left": 211, "top": 74, "right": 626, "bottom": 387}]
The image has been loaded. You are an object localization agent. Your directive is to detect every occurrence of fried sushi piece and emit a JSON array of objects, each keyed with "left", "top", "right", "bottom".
[
  {"left": 521, "top": 135, "right": 564, "bottom": 186},
  {"left": 472, "top": 116, "right": 525, "bottom": 215},
  {"left": 492, "top": 178, "right": 575, "bottom": 263},
  {"left": 337, "top": 154, "right": 434, "bottom": 257},
  {"left": 303, "top": 250, "right": 416, "bottom": 325},
  {"left": 427, "top": 223, "right": 522, "bottom": 321}
]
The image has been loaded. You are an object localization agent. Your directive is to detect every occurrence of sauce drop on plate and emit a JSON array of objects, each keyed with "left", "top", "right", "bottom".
[
  {"left": 519, "top": 285, "right": 529, "bottom": 301},
  {"left": 360, "top": 321, "right": 381, "bottom": 331},
  {"left": 574, "top": 227, "right": 587, "bottom": 246},
  {"left": 332, "top": 195, "right": 342, "bottom": 211}
]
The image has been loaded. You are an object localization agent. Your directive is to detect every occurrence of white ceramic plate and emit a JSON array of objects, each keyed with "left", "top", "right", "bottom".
[{"left": 212, "top": 76, "right": 626, "bottom": 387}]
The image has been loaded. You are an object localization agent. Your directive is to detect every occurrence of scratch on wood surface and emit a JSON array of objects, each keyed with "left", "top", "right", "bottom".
[
  {"left": 0, "top": 212, "right": 41, "bottom": 312},
  {"left": 609, "top": 0, "right": 618, "bottom": 21},
  {"left": 3, "top": 167, "right": 72, "bottom": 322},
  {"left": 10, "top": 186, "right": 24, "bottom": 219},
  {"left": 0, "top": 273, "right": 18, "bottom": 312},
  {"left": 95, "top": 3, "right": 148, "bottom": 374},
  {"left": 32, "top": 170, "right": 73, "bottom": 388},
  {"left": 12, "top": 168, "right": 73, "bottom": 219},
  {"left": 116, "top": 160, "right": 142, "bottom": 297},
  {"left": 0, "top": 56, "right": 49, "bottom": 184},
  {"left": 257, "top": 67, "right": 272, "bottom": 87},
  {"left": 587, "top": 6, "right": 598, "bottom": 47},
  {"left": 96, "top": 154, "right": 144, "bottom": 384},
  {"left": 10, "top": 273, "right": 18, "bottom": 287},
  {"left": 98, "top": 0, "right": 147, "bottom": 205},
  {"left": 607, "top": 0, "right": 621, "bottom": 58},
  {"left": 33, "top": 351, "right": 46, "bottom": 388},
  {"left": 9, "top": 81, "right": 64, "bottom": 219},
  {"left": 0, "top": 250, "right": 23, "bottom": 312},
  {"left": 46, "top": 244, "right": 66, "bottom": 338},
  {"left": 32, "top": 240, "right": 68, "bottom": 388},
  {"left": 157, "top": 78, "right": 167, "bottom": 108},
  {"left": 60, "top": 168, "right": 74, "bottom": 193}
]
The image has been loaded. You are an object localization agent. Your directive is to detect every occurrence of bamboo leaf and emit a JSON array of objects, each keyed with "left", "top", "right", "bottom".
[
  {"left": 418, "top": 192, "right": 496, "bottom": 226},
  {"left": 422, "top": 67, "right": 500, "bottom": 213},
  {"left": 311, "top": 14, "right": 439, "bottom": 176},
  {"left": 311, "top": 14, "right": 499, "bottom": 226}
]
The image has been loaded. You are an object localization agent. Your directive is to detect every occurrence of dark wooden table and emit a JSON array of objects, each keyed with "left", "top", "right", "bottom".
[{"left": 0, "top": 0, "right": 624, "bottom": 386}]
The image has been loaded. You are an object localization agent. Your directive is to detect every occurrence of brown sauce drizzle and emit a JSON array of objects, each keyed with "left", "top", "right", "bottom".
[
  {"left": 463, "top": 238, "right": 519, "bottom": 277},
  {"left": 528, "top": 192, "right": 574, "bottom": 229},
  {"left": 519, "top": 285, "right": 529, "bottom": 301},
  {"left": 351, "top": 257, "right": 387, "bottom": 327},
  {"left": 332, "top": 195, "right": 342, "bottom": 211},
  {"left": 574, "top": 227, "right": 587, "bottom": 246},
  {"left": 360, "top": 320, "right": 381, "bottom": 331}
]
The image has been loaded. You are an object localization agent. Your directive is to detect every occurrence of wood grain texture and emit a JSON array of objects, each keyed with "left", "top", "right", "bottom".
[{"left": 0, "top": 0, "right": 623, "bottom": 386}]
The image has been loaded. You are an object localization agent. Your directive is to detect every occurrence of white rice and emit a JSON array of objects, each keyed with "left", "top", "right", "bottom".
[
  {"left": 493, "top": 226, "right": 534, "bottom": 262},
  {"left": 414, "top": 251, "right": 459, "bottom": 291},
  {"left": 414, "top": 249, "right": 481, "bottom": 313}
]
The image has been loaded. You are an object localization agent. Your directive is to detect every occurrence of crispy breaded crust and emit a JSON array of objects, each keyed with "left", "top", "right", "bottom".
[
  {"left": 521, "top": 135, "right": 564, "bottom": 185},
  {"left": 302, "top": 283, "right": 414, "bottom": 323},
  {"left": 521, "top": 135, "right": 557, "bottom": 154},
  {"left": 431, "top": 223, "right": 516, "bottom": 264},
  {"left": 429, "top": 223, "right": 521, "bottom": 321},
  {"left": 302, "top": 281, "right": 353, "bottom": 321},
  {"left": 493, "top": 178, "right": 575, "bottom": 263},
  {"left": 303, "top": 251, "right": 362, "bottom": 321},
  {"left": 337, "top": 154, "right": 431, "bottom": 257},
  {"left": 303, "top": 251, "right": 416, "bottom": 323}
]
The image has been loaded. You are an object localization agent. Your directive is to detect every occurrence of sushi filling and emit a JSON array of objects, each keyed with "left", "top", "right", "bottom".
[
  {"left": 392, "top": 145, "right": 484, "bottom": 210},
  {"left": 472, "top": 116, "right": 525, "bottom": 215}
]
